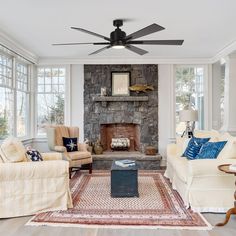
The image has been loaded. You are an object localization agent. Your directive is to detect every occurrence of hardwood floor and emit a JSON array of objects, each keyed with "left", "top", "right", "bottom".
[{"left": 0, "top": 213, "right": 235, "bottom": 236}]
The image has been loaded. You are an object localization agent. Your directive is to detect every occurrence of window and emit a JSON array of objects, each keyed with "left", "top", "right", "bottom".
[
  {"left": 37, "top": 67, "right": 65, "bottom": 136},
  {"left": 0, "top": 52, "right": 30, "bottom": 139},
  {"left": 0, "top": 53, "right": 14, "bottom": 139},
  {"left": 175, "top": 66, "right": 205, "bottom": 135}
]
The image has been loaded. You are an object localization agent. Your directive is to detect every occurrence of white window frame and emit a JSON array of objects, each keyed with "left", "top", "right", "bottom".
[
  {"left": 0, "top": 50, "right": 31, "bottom": 140},
  {"left": 35, "top": 65, "right": 70, "bottom": 137}
]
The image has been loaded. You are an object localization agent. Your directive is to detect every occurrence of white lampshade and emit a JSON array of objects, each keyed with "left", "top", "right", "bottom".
[{"left": 179, "top": 109, "right": 198, "bottom": 122}]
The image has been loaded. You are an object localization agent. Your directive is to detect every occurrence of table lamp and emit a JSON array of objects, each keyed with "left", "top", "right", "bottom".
[{"left": 179, "top": 109, "right": 198, "bottom": 138}]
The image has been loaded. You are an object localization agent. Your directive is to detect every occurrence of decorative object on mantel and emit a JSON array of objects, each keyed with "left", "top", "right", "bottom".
[
  {"left": 145, "top": 146, "right": 157, "bottom": 155},
  {"left": 179, "top": 108, "right": 198, "bottom": 138},
  {"left": 93, "top": 139, "right": 103, "bottom": 155},
  {"left": 100, "top": 87, "right": 107, "bottom": 96},
  {"left": 111, "top": 71, "right": 130, "bottom": 96},
  {"left": 129, "top": 84, "right": 154, "bottom": 93}
]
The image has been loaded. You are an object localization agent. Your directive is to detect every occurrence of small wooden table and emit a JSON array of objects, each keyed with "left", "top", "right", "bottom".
[{"left": 216, "top": 164, "right": 236, "bottom": 226}]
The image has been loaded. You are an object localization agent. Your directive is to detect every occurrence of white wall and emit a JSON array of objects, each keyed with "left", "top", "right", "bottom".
[
  {"left": 158, "top": 65, "right": 175, "bottom": 165},
  {"left": 212, "top": 61, "right": 222, "bottom": 130},
  {"left": 70, "top": 64, "right": 84, "bottom": 142}
]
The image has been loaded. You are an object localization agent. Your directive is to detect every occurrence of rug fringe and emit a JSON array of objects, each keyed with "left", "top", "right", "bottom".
[{"left": 26, "top": 219, "right": 213, "bottom": 230}]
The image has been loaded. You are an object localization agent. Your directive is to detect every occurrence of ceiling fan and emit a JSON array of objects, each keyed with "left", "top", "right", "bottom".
[{"left": 53, "top": 19, "right": 184, "bottom": 55}]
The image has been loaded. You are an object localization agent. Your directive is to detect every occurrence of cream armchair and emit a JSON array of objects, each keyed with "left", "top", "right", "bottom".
[
  {"left": 46, "top": 125, "right": 92, "bottom": 178},
  {"left": 0, "top": 137, "right": 72, "bottom": 218}
]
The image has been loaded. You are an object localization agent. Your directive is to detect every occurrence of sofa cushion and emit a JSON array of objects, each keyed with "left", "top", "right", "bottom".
[
  {"left": 182, "top": 136, "right": 210, "bottom": 160},
  {"left": 194, "top": 130, "right": 220, "bottom": 139},
  {"left": 217, "top": 133, "right": 236, "bottom": 159},
  {"left": 67, "top": 151, "right": 91, "bottom": 161},
  {"left": 26, "top": 149, "right": 43, "bottom": 161},
  {"left": 0, "top": 137, "right": 26, "bottom": 163},
  {"left": 195, "top": 141, "right": 227, "bottom": 159},
  {"left": 63, "top": 137, "right": 78, "bottom": 152}
]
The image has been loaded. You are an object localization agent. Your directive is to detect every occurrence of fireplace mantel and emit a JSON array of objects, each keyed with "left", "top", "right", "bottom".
[{"left": 93, "top": 96, "right": 149, "bottom": 102}]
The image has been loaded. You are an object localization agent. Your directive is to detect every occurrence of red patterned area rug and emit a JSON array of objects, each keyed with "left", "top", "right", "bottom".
[{"left": 27, "top": 171, "right": 212, "bottom": 230}]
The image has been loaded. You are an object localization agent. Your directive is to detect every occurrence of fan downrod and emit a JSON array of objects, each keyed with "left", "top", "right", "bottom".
[{"left": 113, "top": 19, "right": 123, "bottom": 28}]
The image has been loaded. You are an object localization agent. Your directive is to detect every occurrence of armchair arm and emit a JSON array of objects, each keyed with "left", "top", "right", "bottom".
[
  {"left": 0, "top": 160, "right": 69, "bottom": 181},
  {"left": 54, "top": 145, "right": 67, "bottom": 153},
  {"left": 188, "top": 159, "right": 236, "bottom": 177},
  {"left": 41, "top": 152, "right": 62, "bottom": 161}
]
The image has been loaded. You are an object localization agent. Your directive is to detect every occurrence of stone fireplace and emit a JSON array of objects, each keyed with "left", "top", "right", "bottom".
[
  {"left": 100, "top": 123, "right": 140, "bottom": 151},
  {"left": 84, "top": 64, "right": 158, "bottom": 153}
]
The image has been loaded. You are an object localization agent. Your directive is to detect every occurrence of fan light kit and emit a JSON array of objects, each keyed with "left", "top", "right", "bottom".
[{"left": 53, "top": 19, "right": 184, "bottom": 55}]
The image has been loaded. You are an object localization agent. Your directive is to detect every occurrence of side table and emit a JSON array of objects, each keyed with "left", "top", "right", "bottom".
[{"left": 216, "top": 164, "right": 236, "bottom": 226}]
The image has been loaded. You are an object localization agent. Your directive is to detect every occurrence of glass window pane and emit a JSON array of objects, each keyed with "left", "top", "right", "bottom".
[
  {"left": 17, "top": 91, "right": 28, "bottom": 137},
  {"left": 38, "top": 77, "right": 44, "bottom": 84},
  {"left": 0, "top": 87, "right": 14, "bottom": 139},
  {"left": 37, "top": 67, "right": 65, "bottom": 135},
  {"left": 37, "top": 93, "right": 64, "bottom": 135},
  {"left": 38, "top": 85, "right": 44, "bottom": 93}
]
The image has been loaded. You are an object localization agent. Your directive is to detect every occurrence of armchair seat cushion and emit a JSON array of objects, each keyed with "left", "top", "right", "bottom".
[{"left": 67, "top": 151, "right": 91, "bottom": 161}]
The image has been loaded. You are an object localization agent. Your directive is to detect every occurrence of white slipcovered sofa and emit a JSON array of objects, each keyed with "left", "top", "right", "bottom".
[
  {"left": 164, "top": 130, "right": 236, "bottom": 213},
  {"left": 0, "top": 137, "right": 72, "bottom": 218}
]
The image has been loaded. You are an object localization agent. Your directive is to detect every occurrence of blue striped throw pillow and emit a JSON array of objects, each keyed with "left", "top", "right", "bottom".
[
  {"left": 195, "top": 141, "right": 227, "bottom": 159},
  {"left": 182, "top": 137, "right": 210, "bottom": 160}
]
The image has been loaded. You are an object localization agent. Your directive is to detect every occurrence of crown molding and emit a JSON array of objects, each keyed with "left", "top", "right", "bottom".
[
  {"left": 38, "top": 57, "right": 212, "bottom": 65},
  {"left": 211, "top": 39, "right": 236, "bottom": 63},
  {"left": 0, "top": 30, "right": 39, "bottom": 64}
]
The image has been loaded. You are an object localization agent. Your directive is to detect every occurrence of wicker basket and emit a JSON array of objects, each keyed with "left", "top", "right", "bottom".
[{"left": 145, "top": 146, "right": 156, "bottom": 155}]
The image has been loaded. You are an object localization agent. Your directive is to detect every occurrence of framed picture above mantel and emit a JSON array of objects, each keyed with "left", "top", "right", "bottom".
[{"left": 111, "top": 71, "right": 130, "bottom": 96}]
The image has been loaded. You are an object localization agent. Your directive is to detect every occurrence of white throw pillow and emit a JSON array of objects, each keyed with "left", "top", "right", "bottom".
[
  {"left": 217, "top": 133, "right": 236, "bottom": 159},
  {"left": 0, "top": 137, "right": 26, "bottom": 163}
]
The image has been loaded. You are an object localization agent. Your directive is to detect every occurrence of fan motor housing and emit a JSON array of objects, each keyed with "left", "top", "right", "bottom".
[{"left": 110, "top": 29, "right": 126, "bottom": 45}]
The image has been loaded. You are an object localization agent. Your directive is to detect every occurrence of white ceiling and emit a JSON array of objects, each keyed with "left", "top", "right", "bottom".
[{"left": 0, "top": 0, "right": 236, "bottom": 60}]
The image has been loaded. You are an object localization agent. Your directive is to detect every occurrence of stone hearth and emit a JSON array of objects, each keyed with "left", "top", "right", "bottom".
[
  {"left": 92, "top": 151, "right": 162, "bottom": 170},
  {"left": 84, "top": 64, "right": 159, "bottom": 153}
]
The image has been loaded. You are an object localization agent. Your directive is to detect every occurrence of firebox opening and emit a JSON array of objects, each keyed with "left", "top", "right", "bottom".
[{"left": 100, "top": 123, "right": 140, "bottom": 152}]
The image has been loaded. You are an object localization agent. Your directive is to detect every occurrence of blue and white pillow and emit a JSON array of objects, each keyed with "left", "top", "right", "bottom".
[
  {"left": 26, "top": 149, "right": 43, "bottom": 161},
  {"left": 195, "top": 141, "right": 227, "bottom": 159},
  {"left": 182, "top": 136, "right": 210, "bottom": 160}
]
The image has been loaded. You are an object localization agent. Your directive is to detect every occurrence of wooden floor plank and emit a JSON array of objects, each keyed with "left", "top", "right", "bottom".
[{"left": 0, "top": 213, "right": 235, "bottom": 236}]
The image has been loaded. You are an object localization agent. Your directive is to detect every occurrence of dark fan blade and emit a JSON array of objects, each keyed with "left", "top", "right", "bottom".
[
  {"left": 125, "top": 45, "right": 148, "bottom": 55},
  {"left": 126, "top": 23, "right": 165, "bottom": 41},
  {"left": 127, "top": 40, "right": 184, "bottom": 45},
  {"left": 89, "top": 46, "right": 111, "bottom": 55},
  {"left": 52, "top": 42, "right": 110, "bottom": 46},
  {"left": 71, "top": 27, "right": 110, "bottom": 41}
]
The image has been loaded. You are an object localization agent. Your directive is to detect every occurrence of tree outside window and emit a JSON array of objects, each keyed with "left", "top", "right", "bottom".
[{"left": 37, "top": 67, "right": 65, "bottom": 135}]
